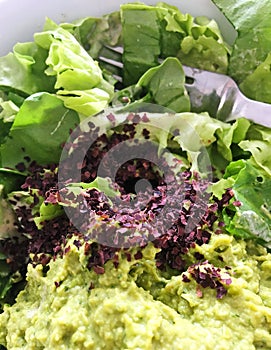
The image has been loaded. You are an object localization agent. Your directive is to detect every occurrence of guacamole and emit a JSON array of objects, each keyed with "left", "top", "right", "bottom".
[{"left": 1, "top": 233, "right": 271, "bottom": 349}]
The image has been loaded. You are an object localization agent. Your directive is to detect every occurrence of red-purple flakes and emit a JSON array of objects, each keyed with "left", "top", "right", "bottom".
[
  {"left": 142, "top": 128, "right": 150, "bottom": 139},
  {"left": 73, "top": 239, "right": 82, "bottom": 249},
  {"left": 93, "top": 265, "right": 105, "bottom": 274},
  {"left": 183, "top": 261, "right": 232, "bottom": 299},
  {"left": 3, "top": 112, "right": 238, "bottom": 293},
  {"left": 232, "top": 200, "right": 242, "bottom": 207},
  {"left": 85, "top": 242, "right": 119, "bottom": 273},
  {"left": 141, "top": 113, "right": 150, "bottom": 123},
  {"left": 64, "top": 246, "right": 71, "bottom": 254},
  {"left": 182, "top": 274, "right": 191, "bottom": 283},
  {"left": 89, "top": 282, "right": 95, "bottom": 290},
  {"left": 54, "top": 281, "right": 62, "bottom": 288},
  {"left": 134, "top": 251, "right": 143, "bottom": 260},
  {"left": 15, "top": 162, "right": 26, "bottom": 172},
  {"left": 106, "top": 113, "right": 116, "bottom": 123},
  {"left": 125, "top": 252, "right": 132, "bottom": 262}
]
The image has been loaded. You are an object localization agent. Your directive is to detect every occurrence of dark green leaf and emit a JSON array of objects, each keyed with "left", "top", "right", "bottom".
[{"left": 0, "top": 92, "right": 79, "bottom": 168}]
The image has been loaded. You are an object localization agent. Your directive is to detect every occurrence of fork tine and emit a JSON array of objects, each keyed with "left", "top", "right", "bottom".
[
  {"left": 99, "top": 55, "right": 123, "bottom": 69},
  {"left": 103, "top": 45, "right": 124, "bottom": 54},
  {"left": 98, "top": 45, "right": 124, "bottom": 82}
]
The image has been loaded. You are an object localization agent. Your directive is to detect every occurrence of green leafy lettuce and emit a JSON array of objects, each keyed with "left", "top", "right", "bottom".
[
  {"left": 113, "top": 57, "right": 190, "bottom": 113},
  {"left": 0, "top": 42, "right": 55, "bottom": 96},
  {"left": 120, "top": 2, "right": 229, "bottom": 85},
  {"left": 212, "top": 0, "right": 271, "bottom": 102},
  {"left": 0, "top": 92, "right": 79, "bottom": 168},
  {"left": 34, "top": 18, "right": 114, "bottom": 116},
  {"left": 211, "top": 122, "right": 271, "bottom": 247},
  {"left": 219, "top": 161, "right": 271, "bottom": 247}
]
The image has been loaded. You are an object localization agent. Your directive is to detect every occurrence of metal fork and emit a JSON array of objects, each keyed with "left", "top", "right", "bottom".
[{"left": 98, "top": 46, "right": 271, "bottom": 128}]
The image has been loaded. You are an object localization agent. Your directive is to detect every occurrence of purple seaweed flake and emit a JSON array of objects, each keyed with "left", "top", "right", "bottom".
[
  {"left": 183, "top": 261, "right": 232, "bottom": 299},
  {"left": 4, "top": 112, "right": 235, "bottom": 301}
]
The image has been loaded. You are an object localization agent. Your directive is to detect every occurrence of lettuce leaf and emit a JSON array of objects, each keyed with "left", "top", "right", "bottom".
[
  {"left": 238, "top": 124, "right": 271, "bottom": 176},
  {"left": 0, "top": 92, "right": 79, "bottom": 168},
  {"left": 0, "top": 42, "right": 55, "bottom": 96},
  {"left": 57, "top": 87, "right": 112, "bottom": 118},
  {"left": 120, "top": 2, "right": 229, "bottom": 86},
  {"left": 84, "top": 12, "right": 122, "bottom": 59},
  {"left": 177, "top": 16, "right": 230, "bottom": 73},
  {"left": 239, "top": 53, "right": 271, "bottom": 103},
  {"left": 34, "top": 18, "right": 114, "bottom": 116},
  {"left": 60, "top": 17, "right": 101, "bottom": 49},
  {"left": 210, "top": 157, "right": 271, "bottom": 248},
  {"left": 61, "top": 12, "right": 123, "bottom": 84},
  {"left": 137, "top": 57, "right": 190, "bottom": 112},
  {"left": 64, "top": 177, "right": 121, "bottom": 208},
  {"left": 34, "top": 202, "right": 64, "bottom": 229},
  {"left": 0, "top": 169, "right": 25, "bottom": 197},
  {"left": 212, "top": 0, "right": 271, "bottom": 102},
  {"left": 121, "top": 3, "right": 161, "bottom": 86},
  {"left": 223, "top": 162, "right": 271, "bottom": 247},
  {"left": 113, "top": 57, "right": 190, "bottom": 113}
]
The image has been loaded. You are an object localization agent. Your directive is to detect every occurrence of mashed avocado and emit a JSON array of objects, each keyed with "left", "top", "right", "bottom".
[{"left": 1, "top": 234, "right": 271, "bottom": 350}]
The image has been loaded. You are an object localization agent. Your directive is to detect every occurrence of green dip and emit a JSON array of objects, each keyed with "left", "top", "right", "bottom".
[{"left": 1, "top": 234, "right": 271, "bottom": 349}]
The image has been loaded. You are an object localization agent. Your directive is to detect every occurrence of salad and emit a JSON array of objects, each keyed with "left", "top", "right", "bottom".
[{"left": 0, "top": 1, "right": 271, "bottom": 349}]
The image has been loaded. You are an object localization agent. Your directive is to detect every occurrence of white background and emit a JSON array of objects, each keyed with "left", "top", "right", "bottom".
[{"left": 0, "top": 0, "right": 236, "bottom": 55}]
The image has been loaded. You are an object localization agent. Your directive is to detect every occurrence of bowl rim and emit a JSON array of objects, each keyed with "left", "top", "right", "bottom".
[{"left": 0, "top": 0, "right": 236, "bottom": 56}]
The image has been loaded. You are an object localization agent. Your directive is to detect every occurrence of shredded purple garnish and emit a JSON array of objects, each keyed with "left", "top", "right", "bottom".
[
  {"left": 1, "top": 112, "right": 236, "bottom": 299},
  {"left": 183, "top": 260, "right": 232, "bottom": 299},
  {"left": 0, "top": 236, "right": 28, "bottom": 275},
  {"left": 84, "top": 242, "right": 119, "bottom": 272}
]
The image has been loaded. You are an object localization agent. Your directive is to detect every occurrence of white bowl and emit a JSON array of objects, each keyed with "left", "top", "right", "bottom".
[{"left": 0, "top": 0, "right": 236, "bottom": 56}]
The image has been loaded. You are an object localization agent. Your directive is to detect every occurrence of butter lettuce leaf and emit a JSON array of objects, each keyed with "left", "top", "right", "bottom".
[
  {"left": 113, "top": 57, "right": 190, "bottom": 113},
  {"left": 0, "top": 42, "right": 55, "bottom": 96},
  {"left": 62, "top": 12, "right": 122, "bottom": 83},
  {"left": 83, "top": 12, "right": 122, "bottom": 60},
  {"left": 61, "top": 11, "right": 122, "bottom": 61},
  {"left": 239, "top": 53, "right": 271, "bottom": 103},
  {"left": 57, "top": 87, "right": 112, "bottom": 118},
  {"left": 0, "top": 92, "right": 79, "bottom": 168},
  {"left": 34, "top": 18, "right": 114, "bottom": 116},
  {"left": 34, "top": 202, "right": 64, "bottom": 229},
  {"left": 120, "top": 2, "right": 229, "bottom": 86},
  {"left": 160, "top": 1, "right": 230, "bottom": 72},
  {"left": 64, "top": 177, "right": 121, "bottom": 208},
  {"left": 212, "top": 0, "right": 271, "bottom": 102},
  {"left": 238, "top": 124, "right": 271, "bottom": 176},
  {"left": 239, "top": 140, "right": 271, "bottom": 176},
  {"left": 121, "top": 3, "right": 161, "bottom": 86},
  {"left": 137, "top": 57, "right": 190, "bottom": 112},
  {"left": 177, "top": 16, "right": 229, "bottom": 73},
  {"left": 60, "top": 17, "right": 101, "bottom": 50},
  {"left": 223, "top": 162, "right": 271, "bottom": 247}
]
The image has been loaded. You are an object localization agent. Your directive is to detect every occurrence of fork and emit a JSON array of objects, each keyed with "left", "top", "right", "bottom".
[{"left": 98, "top": 45, "right": 271, "bottom": 128}]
